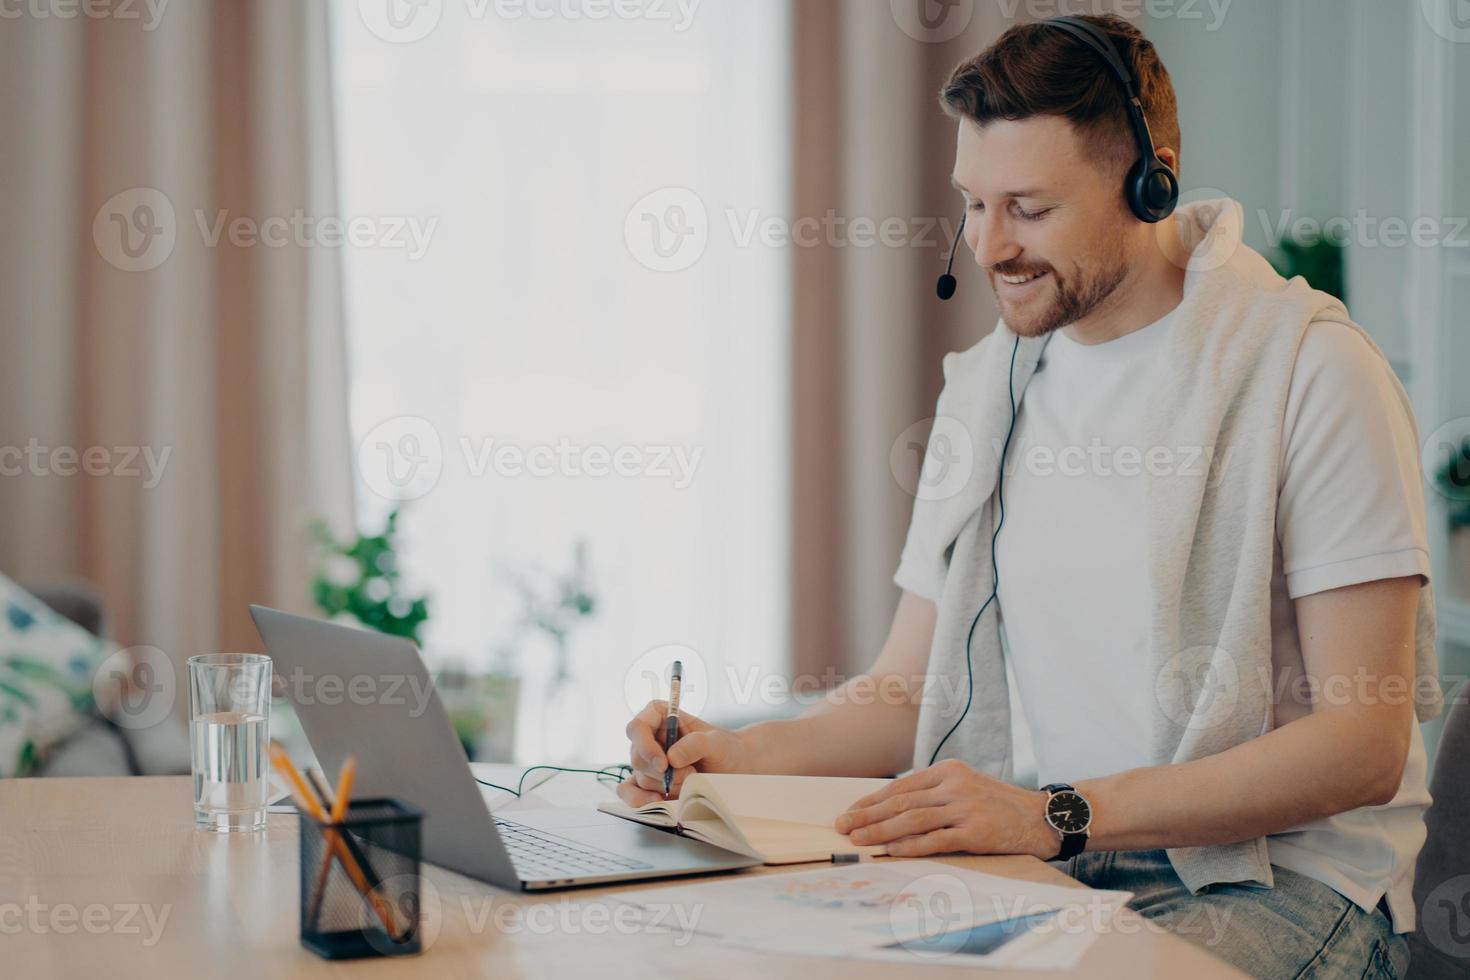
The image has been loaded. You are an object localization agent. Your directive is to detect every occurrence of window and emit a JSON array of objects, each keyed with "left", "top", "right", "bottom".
[{"left": 330, "top": 0, "right": 791, "bottom": 762}]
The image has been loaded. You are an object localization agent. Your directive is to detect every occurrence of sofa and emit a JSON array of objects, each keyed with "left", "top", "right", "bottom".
[{"left": 23, "top": 579, "right": 188, "bottom": 777}]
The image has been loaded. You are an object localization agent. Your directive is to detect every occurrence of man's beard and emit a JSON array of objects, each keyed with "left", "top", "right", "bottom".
[{"left": 990, "top": 252, "right": 1128, "bottom": 338}]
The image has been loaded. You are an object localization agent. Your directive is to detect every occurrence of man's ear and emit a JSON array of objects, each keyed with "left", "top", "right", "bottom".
[{"left": 1156, "top": 146, "right": 1179, "bottom": 179}]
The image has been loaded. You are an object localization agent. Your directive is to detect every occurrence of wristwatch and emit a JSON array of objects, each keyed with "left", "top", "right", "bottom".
[{"left": 1041, "top": 783, "right": 1092, "bottom": 860}]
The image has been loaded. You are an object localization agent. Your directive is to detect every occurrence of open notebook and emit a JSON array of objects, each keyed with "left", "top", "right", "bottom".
[{"left": 597, "top": 773, "right": 894, "bottom": 864}]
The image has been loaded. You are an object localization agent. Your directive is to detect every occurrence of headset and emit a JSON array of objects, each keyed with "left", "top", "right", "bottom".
[
  {"left": 927, "top": 17, "right": 1176, "bottom": 765},
  {"left": 935, "top": 15, "right": 1180, "bottom": 302}
]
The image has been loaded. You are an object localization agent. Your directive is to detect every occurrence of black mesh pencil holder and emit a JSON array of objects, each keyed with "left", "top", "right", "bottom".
[{"left": 298, "top": 798, "right": 424, "bottom": 959}]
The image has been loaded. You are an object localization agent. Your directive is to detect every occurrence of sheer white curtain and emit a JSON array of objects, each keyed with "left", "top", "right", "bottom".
[{"left": 331, "top": 0, "right": 791, "bottom": 762}]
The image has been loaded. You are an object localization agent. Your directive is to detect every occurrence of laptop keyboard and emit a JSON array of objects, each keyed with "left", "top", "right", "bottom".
[{"left": 495, "top": 818, "right": 655, "bottom": 880}]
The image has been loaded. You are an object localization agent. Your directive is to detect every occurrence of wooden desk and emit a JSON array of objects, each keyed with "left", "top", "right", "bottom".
[{"left": 1, "top": 776, "right": 1244, "bottom": 978}]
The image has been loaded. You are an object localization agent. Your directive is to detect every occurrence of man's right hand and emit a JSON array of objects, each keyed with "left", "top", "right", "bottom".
[{"left": 618, "top": 699, "right": 748, "bottom": 807}]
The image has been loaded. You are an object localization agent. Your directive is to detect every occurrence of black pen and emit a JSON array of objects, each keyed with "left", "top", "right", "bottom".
[{"left": 663, "top": 660, "right": 682, "bottom": 796}]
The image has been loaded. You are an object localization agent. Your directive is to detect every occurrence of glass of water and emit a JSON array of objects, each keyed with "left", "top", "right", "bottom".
[{"left": 188, "top": 653, "right": 272, "bottom": 832}]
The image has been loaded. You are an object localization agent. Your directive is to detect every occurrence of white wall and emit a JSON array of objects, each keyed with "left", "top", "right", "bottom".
[{"left": 1143, "top": 0, "right": 1284, "bottom": 255}]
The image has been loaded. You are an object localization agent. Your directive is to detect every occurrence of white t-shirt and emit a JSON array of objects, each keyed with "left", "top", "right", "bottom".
[{"left": 902, "top": 313, "right": 1432, "bottom": 932}]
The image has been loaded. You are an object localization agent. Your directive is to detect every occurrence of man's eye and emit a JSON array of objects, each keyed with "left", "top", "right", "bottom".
[
  {"left": 1016, "top": 206, "right": 1051, "bottom": 221},
  {"left": 966, "top": 200, "right": 984, "bottom": 213}
]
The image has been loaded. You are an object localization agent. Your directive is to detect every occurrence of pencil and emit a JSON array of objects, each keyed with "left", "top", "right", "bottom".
[
  {"left": 270, "top": 744, "right": 398, "bottom": 938},
  {"left": 309, "top": 765, "right": 387, "bottom": 892},
  {"left": 306, "top": 768, "right": 336, "bottom": 810},
  {"left": 306, "top": 756, "right": 356, "bottom": 928}
]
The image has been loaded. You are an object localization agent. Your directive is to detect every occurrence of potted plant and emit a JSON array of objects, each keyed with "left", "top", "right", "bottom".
[
  {"left": 425, "top": 541, "right": 598, "bottom": 764},
  {"left": 308, "top": 509, "right": 429, "bottom": 644},
  {"left": 1268, "top": 232, "right": 1345, "bottom": 303},
  {"left": 294, "top": 509, "right": 432, "bottom": 757},
  {"left": 1432, "top": 437, "right": 1470, "bottom": 597},
  {"left": 474, "top": 642, "right": 521, "bottom": 763},
  {"left": 432, "top": 654, "right": 520, "bottom": 762},
  {"left": 497, "top": 541, "right": 597, "bottom": 763}
]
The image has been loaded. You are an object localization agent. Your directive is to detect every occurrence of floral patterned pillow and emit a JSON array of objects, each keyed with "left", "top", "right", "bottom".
[{"left": 0, "top": 574, "right": 116, "bottom": 777}]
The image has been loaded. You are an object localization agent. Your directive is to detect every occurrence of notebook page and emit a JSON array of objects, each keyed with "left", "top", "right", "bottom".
[
  {"left": 695, "top": 774, "right": 893, "bottom": 825},
  {"left": 732, "top": 816, "right": 889, "bottom": 864}
]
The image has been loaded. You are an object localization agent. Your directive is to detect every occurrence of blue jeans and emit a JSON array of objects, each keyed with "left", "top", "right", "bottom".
[{"left": 1059, "top": 849, "right": 1409, "bottom": 979}]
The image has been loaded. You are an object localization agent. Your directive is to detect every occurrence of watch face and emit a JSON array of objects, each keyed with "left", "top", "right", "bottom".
[{"left": 1046, "top": 790, "right": 1091, "bottom": 834}]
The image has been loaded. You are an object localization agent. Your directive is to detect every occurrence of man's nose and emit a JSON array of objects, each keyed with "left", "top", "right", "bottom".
[{"left": 967, "top": 212, "right": 1020, "bottom": 270}]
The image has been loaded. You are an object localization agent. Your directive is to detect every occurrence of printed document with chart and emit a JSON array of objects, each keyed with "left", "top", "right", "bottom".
[{"left": 607, "top": 860, "right": 1134, "bottom": 970}]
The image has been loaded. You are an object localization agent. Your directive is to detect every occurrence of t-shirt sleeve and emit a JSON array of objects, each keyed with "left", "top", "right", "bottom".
[
  {"left": 1276, "top": 320, "right": 1431, "bottom": 599},
  {"left": 894, "top": 525, "right": 946, "bottom": 601}
]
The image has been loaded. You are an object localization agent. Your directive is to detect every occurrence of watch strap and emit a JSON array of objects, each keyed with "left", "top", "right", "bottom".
[
  {"left": 1042, "top": 782, "right": 1089, "bottom": 861},
  {"left": 1053, "top": 825, "right": 1087, "bottom": 860}
]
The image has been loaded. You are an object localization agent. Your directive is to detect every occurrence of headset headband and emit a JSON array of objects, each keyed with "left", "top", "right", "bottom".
[
  {"left": 1044, "top": 16, "right": 1140, "bottom": 99},
  {"left": 1041, "top": 15, "right": 1179, "bottom": 225}
]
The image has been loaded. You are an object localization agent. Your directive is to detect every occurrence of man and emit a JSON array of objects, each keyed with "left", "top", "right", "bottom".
[{"left": 619, "top": 15, "right": 1440, "bottom": 978}]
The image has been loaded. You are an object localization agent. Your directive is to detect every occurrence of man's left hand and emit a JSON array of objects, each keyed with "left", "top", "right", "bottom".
[{"left": 833, "top": 759, "right": 1060, "bottom": 859}]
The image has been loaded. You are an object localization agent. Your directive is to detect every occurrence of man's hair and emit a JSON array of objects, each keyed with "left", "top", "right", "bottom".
[{"left": 939, "top": 14, "right": 1181, "bottom": 179}]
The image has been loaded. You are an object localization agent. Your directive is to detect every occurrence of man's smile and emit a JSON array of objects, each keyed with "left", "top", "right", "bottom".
[{"left": 996, "top": 269, "right": 1051, "bottom": 294}]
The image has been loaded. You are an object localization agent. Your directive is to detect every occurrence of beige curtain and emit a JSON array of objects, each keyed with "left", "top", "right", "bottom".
[
  {"left": 0, "top": 1, "right": 354, "bottom": 717},
  {"left": 791, "top": 1, "right": 1018, "bottom": 678}
]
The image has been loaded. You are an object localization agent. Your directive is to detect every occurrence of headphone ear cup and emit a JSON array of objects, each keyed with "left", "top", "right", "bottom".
[{"left": 1126, "top": 159, "right": 1179, "bottom": 223}]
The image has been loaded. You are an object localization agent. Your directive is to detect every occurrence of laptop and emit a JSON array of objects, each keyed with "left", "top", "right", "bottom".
[{"left": 249, "top": 605, "right": 759, "bottom": 890}]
